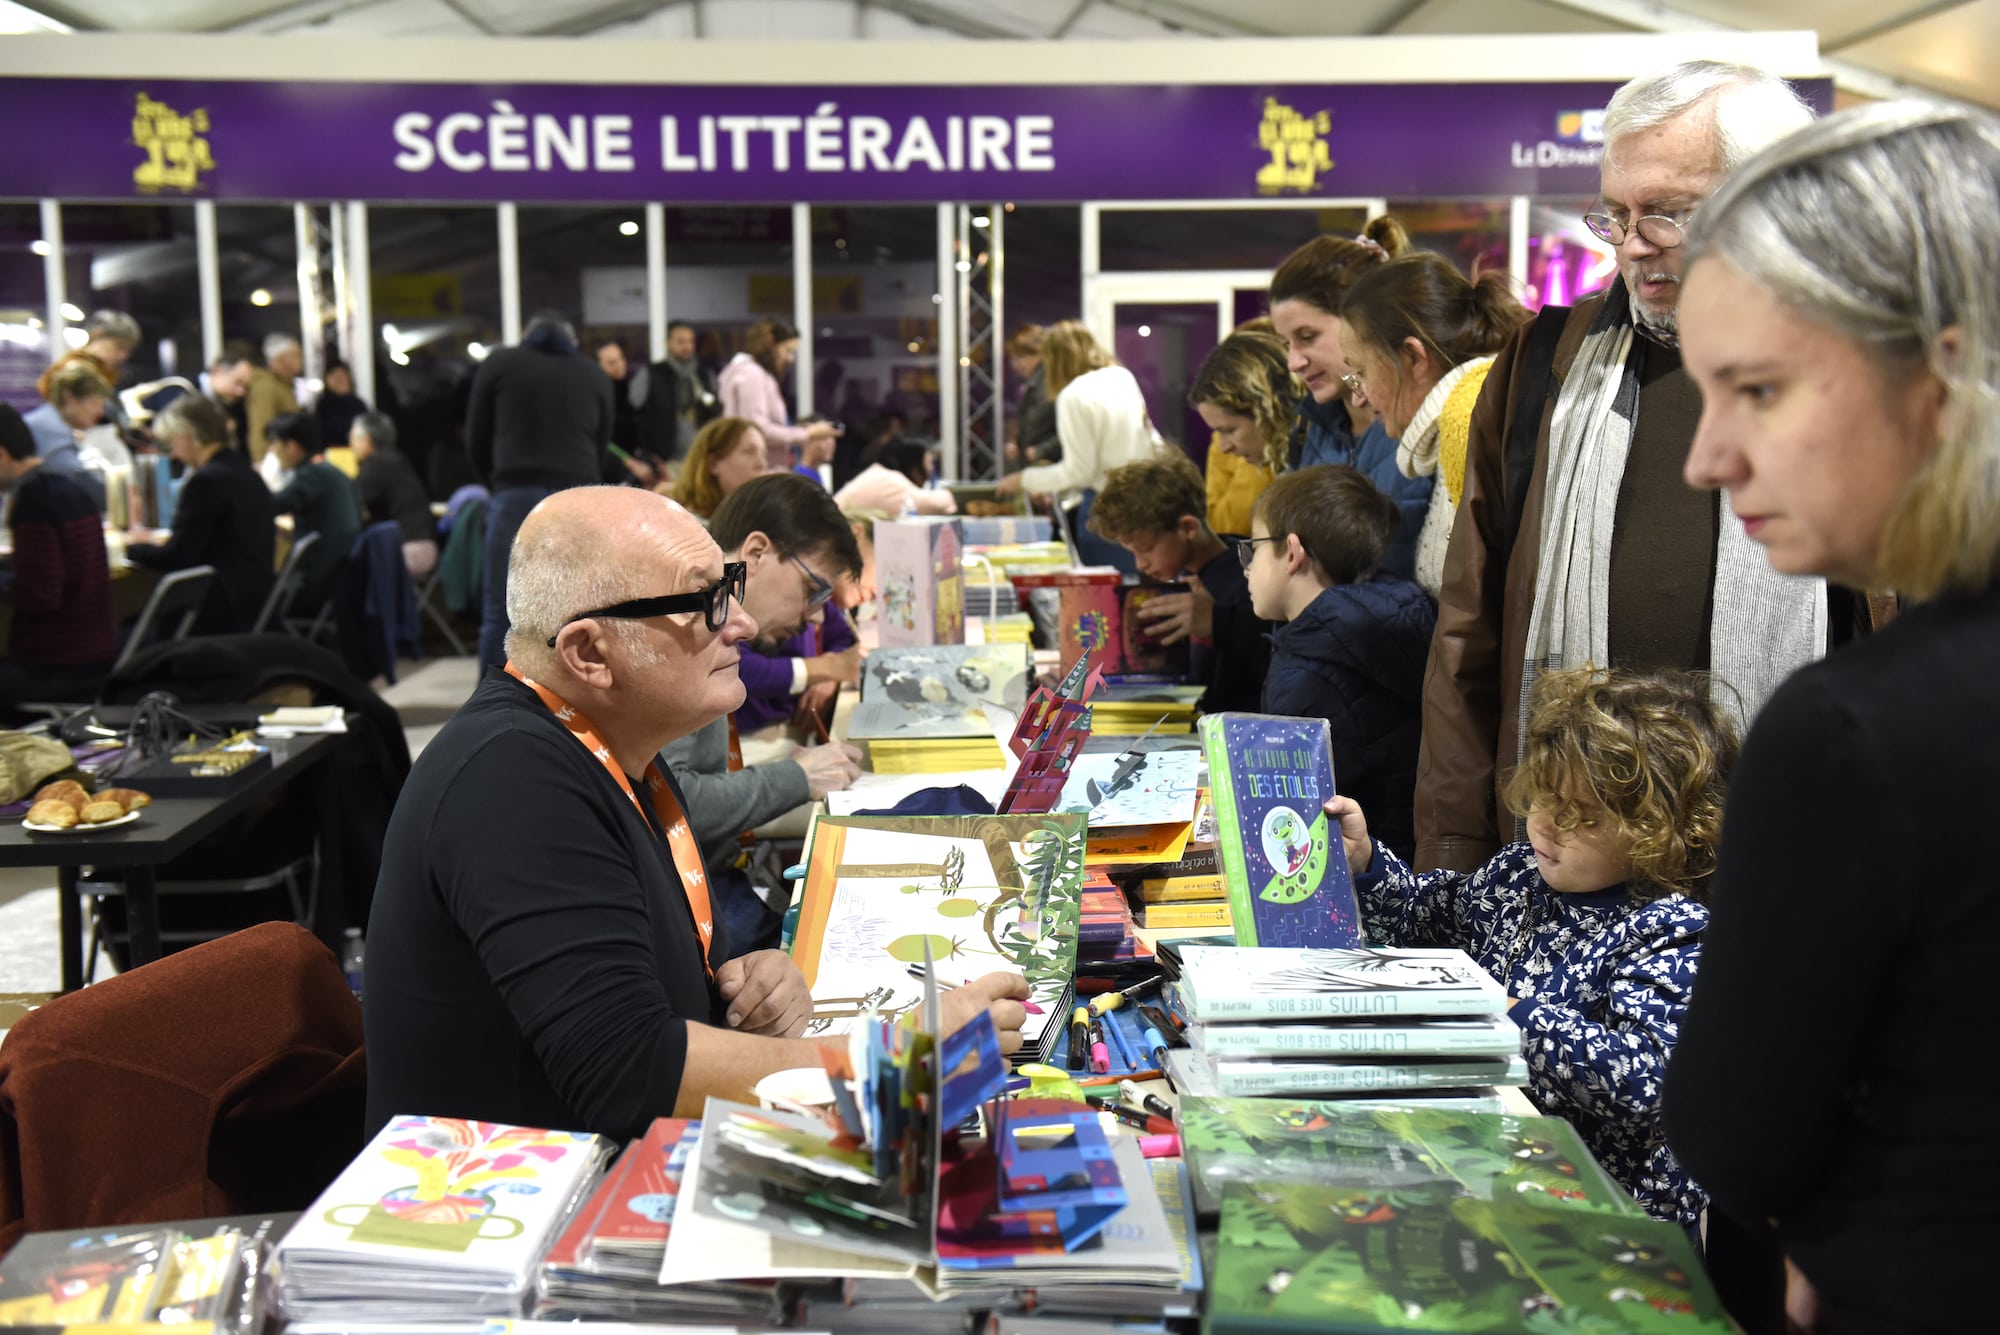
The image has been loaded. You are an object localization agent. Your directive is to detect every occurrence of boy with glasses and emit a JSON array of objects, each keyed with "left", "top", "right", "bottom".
[{"left": 1242, "top": 465, "right": 1435, "bottom": 861}]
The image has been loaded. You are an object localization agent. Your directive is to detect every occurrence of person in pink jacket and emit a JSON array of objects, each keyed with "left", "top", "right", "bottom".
[{"left": 718, "top": 320, "right": 840, "bottom": 473}]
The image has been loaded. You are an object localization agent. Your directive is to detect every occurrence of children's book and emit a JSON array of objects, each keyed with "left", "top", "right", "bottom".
[
  {"left": 1009, "top": 569, "right": 1124, "bottom": 674},
  {"left": 1197, "top": 713, "right": 1361, "bottom": 949},
  {"left": 1054, "top": 745, "right": 1202, "bottom": 833},
  {"left": 1177, "top": 945, "right": 1511, "bottom": 1022},
  {"left": 1178, "top": 1100, "right": 1638, "bottom": 1219},
  {"left": 875, "top": 517, "right": 965, "bottom": 648},
  {"left": 1189, "top": 1016, "right": 1521, "bottom": 1060},
  {"left": 859, "top": 644, "right": 1034, "bottom": 711},
  {"left": 275, "top": 1117, "right": 610, "bottom": 1320},
  {"left": 790, "top": 813, "right": 1089, "bottom": 1060},
  {"left": 1205, "top": 1052, "right": 1529, "bottom": 1097},
  {"left": 1119, "top": 585, "right": 1192, "bottom": 677},
  {"left": 1208, "top": 1182, "right": 1731, "bottom": 1333},
  {"left": 1136, "top": 900, "right": 1234, "bottom": 930}
]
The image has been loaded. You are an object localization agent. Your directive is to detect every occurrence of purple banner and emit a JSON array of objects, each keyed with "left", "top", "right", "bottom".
[{"left": 0, "top": 77, "right": 1833, "bottom": 205}]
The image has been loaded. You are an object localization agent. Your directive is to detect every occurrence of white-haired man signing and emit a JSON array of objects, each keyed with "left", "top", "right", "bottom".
[{"left": 362, "top": 485, "right": 1028, "bottom": 1141}]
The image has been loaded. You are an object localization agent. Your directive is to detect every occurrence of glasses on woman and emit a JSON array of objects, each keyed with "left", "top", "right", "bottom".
[
  {"left": 1581, "top": 205, "right": 1698, "bottom": 249},
  {"left": 1235, "top": 535, "right": 1282, "bottom": 571},
  {"left": 546, "top": 561, "right": 747, "bottom": 646}
]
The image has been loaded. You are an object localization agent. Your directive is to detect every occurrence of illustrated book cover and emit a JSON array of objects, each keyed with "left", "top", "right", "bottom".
[
  {"left": 875, "top": 516, "right": 965, "bottom": 648},
  {"left": 1178, "top": 1100, "right": 1637, "bottom": 1219},
  {"left": 790, "top": 812, "right": 1088, "bottom": 1059},
  {"left": 1208, "top": 1181, "right": 1730, "bottom": 1333},
  {"left": 1177, "top": 945, "right": 1511, "bottom": 1022},
  {"left": 1197, "top": 713, "right": 1361, "bottom": 949}
]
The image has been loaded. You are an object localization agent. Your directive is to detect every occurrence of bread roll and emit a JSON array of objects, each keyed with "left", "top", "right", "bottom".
[
  {"left": 79, "top": 800, "right": 124, "bottom": 824},
  {"left": 27, "top": 800, "right": 78, "bottom": 828},
  {"left": 97, "top": 788, "right": 152, "bottom": 813}
]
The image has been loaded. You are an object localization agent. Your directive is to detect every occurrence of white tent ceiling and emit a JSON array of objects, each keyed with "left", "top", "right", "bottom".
[{"left": 3, "top": 0, "right": 1995, "bottom": 108}]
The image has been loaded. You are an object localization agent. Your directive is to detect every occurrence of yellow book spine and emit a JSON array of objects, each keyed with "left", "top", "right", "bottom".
[
  {"left": 1138, "top": 874, "right": 1228, "bottom": 903},
  {"left": 1138, "top": 900, "right": 1235, "bottom": 928}
]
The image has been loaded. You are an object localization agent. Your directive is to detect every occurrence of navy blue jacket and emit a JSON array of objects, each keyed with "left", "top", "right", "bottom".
[
  {"left": 1290, "top": 395, "right": 1431, "bottom": 582},
  {"left": 1262, "top": 577, "right": 1435, "bottom": 860}
]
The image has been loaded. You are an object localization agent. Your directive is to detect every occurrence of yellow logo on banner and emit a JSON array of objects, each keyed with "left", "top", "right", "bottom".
[
  {"left": 132, "top": 92, "right": 217, "bottom": 194},
  {"left": 1256, "top": 97, "right": 1334, "bottom": 196}
]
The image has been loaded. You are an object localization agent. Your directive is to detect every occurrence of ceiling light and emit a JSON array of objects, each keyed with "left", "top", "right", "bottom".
[
  {"left": 907, "top": 340, "right": 922, "bottom": 353},
  {"left": 972, "top": 216, "right": 989, "bottom": 229},
  {"left": 468, "top": 341, "right": 490, "bottom": 360},
  {"left": 249, "top": 289, "right": 273, "bottom": 307},
  {"left": 29, "top": 240, "right": 50, "bottom": 257},
  {"left": 59, "top": 302, "right": 83, "bottom": 321},
  {"left": 1137, "top": 325, "right": 1152, "bottom": 337},
  {"left": 619, "top": 220, "right": 640, "bottom": 236}
]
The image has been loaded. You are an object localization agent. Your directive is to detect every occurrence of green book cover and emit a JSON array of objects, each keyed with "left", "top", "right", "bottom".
[
  {"left": 1208, "top": 1182, "right": 1730, "bottom": 1334},
  {"left": 1180, "top": 1100, "right": 1639, "bottom": 1221}
]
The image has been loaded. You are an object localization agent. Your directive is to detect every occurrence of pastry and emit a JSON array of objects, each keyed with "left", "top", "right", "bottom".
[
  {"left": 96, "top": 788, "right": 152, "bottom": 813},
  {"left": 79, "top": 800, "right": 124, "bottom": 824},
  {"left": 33, "top": 780, "right": 87, "bottom": 813},
  {"left": 26, "top": 800, "right": 77, "bottom": 829}
]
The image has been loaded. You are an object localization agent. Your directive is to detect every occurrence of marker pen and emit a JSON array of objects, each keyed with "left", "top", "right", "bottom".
[
  {"left": 1137, "top": 1132, "right": 1181, "bottom": 1159},
  {"left": 1067, "top": 1006, "right": 1090, "bottom": 1070},
  {"left": 1097, "top": 1102, "right": 1175, "bottom": 1135},
  {"left": 1119, "top": 1079, "right": 1175, "bottom": 1122},
  {"left": 1087, "top": 1018, "right": 1110, "bottom": 1074},
  {"left": 1140, "top": 1023, "right": 1172, "bottom": 1070}
]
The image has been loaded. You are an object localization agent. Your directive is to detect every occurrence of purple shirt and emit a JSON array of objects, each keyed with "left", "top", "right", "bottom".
[{"left": 734, "top": 603, "right": 858, "bottom": 731}]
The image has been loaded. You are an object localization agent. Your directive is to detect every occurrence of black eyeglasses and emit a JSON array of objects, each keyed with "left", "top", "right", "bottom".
[
  {"left": 789, "top": 552, "right": 834, "bottom": 611},
  {"left": 547, "top": 561, "right": 746, "bottom": 646},
  {"left": 1235, "top": 536, "right": 1282, "bottom": 570}
]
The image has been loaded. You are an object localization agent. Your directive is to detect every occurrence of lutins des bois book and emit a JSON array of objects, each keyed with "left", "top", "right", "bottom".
[{"left": 1197, "top": 713, "right": 1360, "bottom": 948}]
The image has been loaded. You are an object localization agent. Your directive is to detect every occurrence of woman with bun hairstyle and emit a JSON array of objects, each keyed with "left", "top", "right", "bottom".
[
  {"left": 1339, "top": 253, "right": 1530, "bottom": 597},
  {"left": 995, "top": 320, "right": 1163, "bottom": 573},
  {"left": 719, "top": 319, "right": 840, "bottom": 473},
  {"left": 1269, "top": 216, "right": 1432, "bottom": 580}
]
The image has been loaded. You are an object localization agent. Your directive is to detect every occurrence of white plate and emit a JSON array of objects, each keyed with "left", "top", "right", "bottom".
[{"left": 22, "top": 809, "right": 143, "bottom": 834}]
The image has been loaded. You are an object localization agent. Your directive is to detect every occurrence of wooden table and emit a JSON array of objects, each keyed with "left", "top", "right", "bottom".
[{"left": 0, "top": 730, "right": 342, "bottom": 990}]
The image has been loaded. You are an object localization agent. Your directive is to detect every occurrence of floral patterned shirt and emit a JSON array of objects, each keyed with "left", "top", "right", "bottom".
[{"left": 1357, "top": 840, "right": 1708, "bottom": 1225}]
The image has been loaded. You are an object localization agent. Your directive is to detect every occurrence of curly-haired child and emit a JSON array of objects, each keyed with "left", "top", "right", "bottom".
[{"left": 1324, "top": 666, "right": 1739, "bottom": 1227}]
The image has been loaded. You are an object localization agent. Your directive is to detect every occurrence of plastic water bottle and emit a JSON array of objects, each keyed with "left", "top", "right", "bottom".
[{"left": 340, "top": 927, "right": 365, "bottom": 999}]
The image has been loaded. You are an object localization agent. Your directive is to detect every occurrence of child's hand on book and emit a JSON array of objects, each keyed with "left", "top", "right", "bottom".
[
  {"left": 1322, "top": 795, "right": 1373, "bottom": 875},
  {"left": 940, "top": 971, "right": 1031, "bottom": 1057}
]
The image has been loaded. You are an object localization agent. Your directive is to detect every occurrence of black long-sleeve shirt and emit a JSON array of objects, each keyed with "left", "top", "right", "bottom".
[
  {"left": 126, "top": 446, "right": 275, "bottom": 635},
  {"left": 464, "top": 343, "right": 617, "bottom": 492},
  {"left": 357, "top": 448, "right": 435, "bottom": 546},
  {"left": 1664, "top": 576, "right": 2000, "bottom": 1332},
  {"left": 364, "top": 670, "right": 730, "bottom": 1143},
  {"left": 1193, "top": 538, "right": 1273, "bottom": 715}
]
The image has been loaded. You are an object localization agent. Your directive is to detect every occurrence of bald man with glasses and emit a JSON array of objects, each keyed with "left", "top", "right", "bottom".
[{"left": 363, "top": 484, "right": 1025, "bottom": 1143}]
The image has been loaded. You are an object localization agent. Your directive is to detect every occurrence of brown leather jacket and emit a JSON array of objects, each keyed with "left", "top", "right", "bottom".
[{"left": 1414, "top": 293, "right": 1605, "bottom": 872}]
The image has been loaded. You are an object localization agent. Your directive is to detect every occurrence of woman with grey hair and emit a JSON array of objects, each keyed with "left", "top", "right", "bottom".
[{"left": 1664, "top": 102, "right": 2000, "bottom": 1333}]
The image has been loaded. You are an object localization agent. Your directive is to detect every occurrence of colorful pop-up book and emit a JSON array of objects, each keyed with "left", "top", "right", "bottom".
[{"left": 1000, "top": 658, "right": 1103, "bottom": 816}]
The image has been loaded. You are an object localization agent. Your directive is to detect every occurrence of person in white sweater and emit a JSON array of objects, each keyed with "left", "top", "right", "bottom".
[{"left": 995, "top": 321, "right": 1161, "bottom": 572}]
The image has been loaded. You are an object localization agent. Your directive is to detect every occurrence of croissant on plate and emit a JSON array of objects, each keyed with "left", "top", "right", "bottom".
[
  {"left": 26, "top": 800, "right": 78, "bottom": 828},
  {"left": 95, "top": 788, "right": 152, "bottom": 813},
  {"left": 33, "top": 780, "right": 88, "bottom": 813}
]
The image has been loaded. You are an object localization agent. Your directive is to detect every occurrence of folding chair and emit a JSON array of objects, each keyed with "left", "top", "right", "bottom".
[
  {"left": 109, "top": 565, "right": 216, "bottom": 678},
  {"left": 251, "top": 531, "right": 320, "bottom": 635},
  {"left": 414, "top": 562, "right": 467, "bottom": 657}
]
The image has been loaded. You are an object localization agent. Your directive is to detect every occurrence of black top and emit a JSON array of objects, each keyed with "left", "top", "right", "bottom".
[
  {"left": 1263, "top": 577, "right": 1436, "bottom": 862},
  {"left": 1193, "top": 539, "right": 1273, "bottom": 715},
  {"left": 127, "top": 446, "right": 276, "bottom": 635},
  {"left": 1664, "top": 577, "right": 2000, "bottom": 1332},
  {"left": 364, "top": 670, "right": 731, "bottom": 1143},
  {"left": 5, "top": 466, "right": 114, "bottom": 665},
  {"left": 357, "top": 449, "right": 436, "bottom": 546},
  {"left": 465, "top": 344, "right": 617, "bottom": 492},
  {"left": 271, "top": 460, "right": 362, "bottom": 611}
]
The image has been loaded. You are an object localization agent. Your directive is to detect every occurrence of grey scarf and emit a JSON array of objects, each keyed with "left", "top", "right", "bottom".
[{"left": 1520, "top": 280, "right": 1825, "bottom": 760}]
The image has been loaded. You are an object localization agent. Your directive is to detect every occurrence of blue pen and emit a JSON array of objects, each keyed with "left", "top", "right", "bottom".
[
  {"left": 1141, "top": 1023, "right": 1171, "bottom": 1069},
  {"left": 1103, "top": 1008, "right": 1141, "bottom": 1070}
]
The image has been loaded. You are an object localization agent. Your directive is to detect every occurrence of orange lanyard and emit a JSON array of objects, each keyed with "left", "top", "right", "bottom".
[{"left": 504, "top": 663, "right": 715, "bottom": 978}]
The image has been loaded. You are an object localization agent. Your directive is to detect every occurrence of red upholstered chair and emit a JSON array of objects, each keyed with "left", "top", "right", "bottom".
[{"left": 0, "top": 921, "right": 366, "bottom": 1250}]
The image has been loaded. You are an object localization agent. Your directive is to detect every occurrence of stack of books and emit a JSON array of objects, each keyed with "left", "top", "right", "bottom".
[
  {"left": 1192, "top": 1101, "right": 1734, "bottom": 1333},
  {"left": 1077, "top": 874, "right": 1145, "bottom": 968},
  {"left": 1085, "top": 681, "right": 1202, "bottom": 736},
  {"left": 534, "top": 1118, "right": 778, "bottom": 1325},
  {"left": 1114, "top": 793, "right": 1235, "bottom": 939},
  {"left": 271, "top": 1117, "right": 610, "bottom": 1324},
  {"left": 1169, "top": 945, "right": 1526, "bottom": 1097},
  {"left": 848, "top": 643, "right": 1032, "bottom": 773}
]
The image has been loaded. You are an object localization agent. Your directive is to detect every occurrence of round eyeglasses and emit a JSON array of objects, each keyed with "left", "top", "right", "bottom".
[{"left": 1582, "top": 207, "right": 1697, "bottom": 249}]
